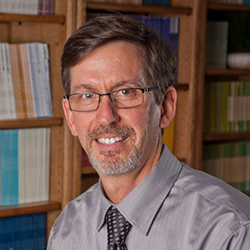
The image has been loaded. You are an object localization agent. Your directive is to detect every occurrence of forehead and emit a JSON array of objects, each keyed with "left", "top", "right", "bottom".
[{"left": 70, "top": 41, "right": 146, "bottom": 91}]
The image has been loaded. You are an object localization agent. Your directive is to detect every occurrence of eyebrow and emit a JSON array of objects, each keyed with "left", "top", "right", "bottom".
[{"left": 71, "top": 80, "right": 143, "bottom": 93}]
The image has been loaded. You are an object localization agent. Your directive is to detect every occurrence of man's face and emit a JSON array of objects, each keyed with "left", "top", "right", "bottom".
[{"left": 63, "top": 41, "right": 162, "bottom": 175}]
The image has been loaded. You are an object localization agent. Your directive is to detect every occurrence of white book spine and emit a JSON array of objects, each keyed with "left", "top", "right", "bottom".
[
  {"left": 18, "top": 129, "right": 26, "bottom": 203},
  {"left": 24, "top": 128, "right": 38, "bottom": 203},
  {"left": 4, "top": 43, "right": 16, "bottom": 119}
]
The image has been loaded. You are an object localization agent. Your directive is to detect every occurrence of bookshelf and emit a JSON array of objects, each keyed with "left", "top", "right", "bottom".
[
  {"left": 0, "top": 0, "right": 80, "bottom": 242},
  {"left": 199, "top": 0, "right": 250, "bottom": 196},
  {"left": 74, "top": 0, "right": 207, "bottom": 192}
]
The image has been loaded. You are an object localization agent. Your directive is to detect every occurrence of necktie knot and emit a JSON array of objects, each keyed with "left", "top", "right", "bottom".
[{"left": 106, "top": 208, "right": 131, "bottom": 250}]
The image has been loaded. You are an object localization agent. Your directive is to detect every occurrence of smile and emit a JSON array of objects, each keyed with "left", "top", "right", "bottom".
[{"left": 97, "top": 137, "right": 124, "bottom": 145}]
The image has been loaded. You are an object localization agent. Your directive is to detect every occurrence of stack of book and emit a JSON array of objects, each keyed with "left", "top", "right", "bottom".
[
  {"left": 203, "top": 81, "right": 250, "bottom": 133},
  {"left": 208, "top": 0, "right": 250, "bottom": 4},
  {"left": 0, "top": 213, "right": 47, "bottom": 250},
  {"left": 0, "top": 43, "right": 52, "bottom": 120},
  {"left": 0, "top": 128, "right": 50, "bottom": 205},
  {"left": 0, "top": 0, "right": 55, "bottom": 15},
  {"left": 203, "top": 141, "right": 250, "bottom": 194},
  {"left": 86, "top": 0, "right": 171, "bottom": 5}
]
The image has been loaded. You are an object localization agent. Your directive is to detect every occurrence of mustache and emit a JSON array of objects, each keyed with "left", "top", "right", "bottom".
[{"left": 87, "top": 124, "right": 135, "bottom": 141}]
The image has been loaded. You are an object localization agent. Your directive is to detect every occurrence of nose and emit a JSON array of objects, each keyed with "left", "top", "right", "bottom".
[{"left": 95, "top": 95, "right": 119, "bottom": 125}]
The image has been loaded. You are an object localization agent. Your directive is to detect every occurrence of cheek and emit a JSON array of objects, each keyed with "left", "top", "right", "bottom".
[
  {"left": 72, "top": 114, "right": 92, "bottom": 146},
  {"left": 127, "top": 105, "right": 161, "bottom": 138}
]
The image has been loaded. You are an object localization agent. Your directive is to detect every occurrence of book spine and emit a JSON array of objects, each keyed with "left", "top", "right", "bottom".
[
  {"left": 0, "top": 213, "right": 47, "bottom": 250},
  {"left": 1, "top": 130, "right": 19, "bottom": 205}
]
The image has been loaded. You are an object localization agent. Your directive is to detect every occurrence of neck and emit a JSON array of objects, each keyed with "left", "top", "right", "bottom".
[{"left": 99, "top": 141, "right": 162, "bottom": 204}]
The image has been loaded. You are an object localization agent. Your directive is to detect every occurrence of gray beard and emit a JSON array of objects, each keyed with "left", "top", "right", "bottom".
[
  {"left": 88, "top": 143, "right": 142, "bottom": 175},
  {"left": 85, "top": 124, "right": 142, "bottom": 175}
]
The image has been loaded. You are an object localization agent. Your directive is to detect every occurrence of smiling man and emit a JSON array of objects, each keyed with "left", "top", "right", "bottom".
[{"left": 47, "top": 15, "right": 250, "bottom": 250}]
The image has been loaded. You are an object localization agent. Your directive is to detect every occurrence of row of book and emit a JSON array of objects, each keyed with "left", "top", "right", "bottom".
[
  {"left": 208, "top": 0, "right": 250, "bottom": 4},
  {"left": 0, "top": 128, "right": 50, "bottom": 205},
  {"left": 203, "top": 81, "right": 250, "bottom": 133},
  {"left": 0, "top": 43, "right": 52, "bottom": 120},
  {"left": 87, "top": 13, "right": 179, "bottom": 61},
  {"left": 0, "top": 213, "right": 46, "bottom": 250},
  {"left": 0, "top": 0, "right": 55, "bottom": 15},
  {"left": 87, "top": 0, "right": 171, "bottom": 6},
  {"left": 129, "top": 15, "right": 179, "bottom": 58},
  {"left": 203, "top": 141, "right": 250, "bottom": 193}
]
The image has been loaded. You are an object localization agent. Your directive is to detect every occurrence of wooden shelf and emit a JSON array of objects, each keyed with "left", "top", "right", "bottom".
[
  {"left": 175, "top": 83, "right": 189, "bottom": 91},
  {"left": 208, "top": 2, "right": 250, "bottom": 12},
  {"left": 0, "top": 201, "right": 61, "bottom": 218},
  {"left": 82, "top": 165, "right": 97, "bottom": 175},
  {"left": 203, "top": 132, "right": 250, "bottom": 143},
  {"left": 206, "top": 68, "right": 250, "bottom": 77},
  {"left": 0, "top": 117, "right": 63, "bottom": 129},
  {"left": 87, "top": 2, "right": 192, "bottom": 16},
  {"left": 205, "top": 68, "right": 250, "bottom": 82},
  {"left": 0, "top": 13, "right": 65, "bottom": 24}
]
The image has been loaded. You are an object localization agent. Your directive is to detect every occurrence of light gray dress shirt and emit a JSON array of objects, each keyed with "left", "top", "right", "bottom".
[{"left": 47, "top": 145, "right": 250, "bottom": 250}]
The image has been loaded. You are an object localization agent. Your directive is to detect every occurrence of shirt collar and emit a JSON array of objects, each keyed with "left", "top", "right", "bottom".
[{"left": 96, "top": 144, "right": 183, "bottom": 235}]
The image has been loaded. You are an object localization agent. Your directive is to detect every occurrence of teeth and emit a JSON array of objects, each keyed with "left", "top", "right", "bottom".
[{"left": 97, "top": 137, "right": 123, "bottom": 145}]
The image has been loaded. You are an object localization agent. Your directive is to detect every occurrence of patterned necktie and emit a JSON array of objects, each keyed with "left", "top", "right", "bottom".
[{"left": 106, "top": 207, "right": 132, "bottom": 250}]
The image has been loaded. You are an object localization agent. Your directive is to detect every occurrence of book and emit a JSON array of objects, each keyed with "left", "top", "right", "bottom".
[
  {"left": 206, "top": 21, "right": 229, "bottom": 68},
  {"left": 9, "top": 44, "right": 25, "bottom": 118},
  {"left": 129, "top": 15, "right": 179, "bottom": 58},
  {"left": 0, "top": 130, "right": 19, "bottom": 205},
  {"left": 0, "top": 0, "right": 55, "bottom": 15},
  {"left": 203, "top": 81, "right": 250, "bottom": 133},
  {"left": 0, "top": 43, "right": 52, "bottom": 120},
  {"left": 203, "top": 141, "right": 250, "bottom": 194},
  {"left": 0, "top": 128, "right": 50, "bottom": 205},
  {"left": 0, "top": 44, "right": 16, "bottom": 120},
  {"left": 0, "top": 213, "right": 47, "bottom": 250}
]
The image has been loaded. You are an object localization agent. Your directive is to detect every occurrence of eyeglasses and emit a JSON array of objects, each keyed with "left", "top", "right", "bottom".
[{"left": 63, "top": 87, "right": 158, "bottom": 112}]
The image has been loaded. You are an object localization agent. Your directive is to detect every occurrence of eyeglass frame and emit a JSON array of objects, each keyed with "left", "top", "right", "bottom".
[{"left": 63, "top": 87, "right": 158, "bottom": 112}]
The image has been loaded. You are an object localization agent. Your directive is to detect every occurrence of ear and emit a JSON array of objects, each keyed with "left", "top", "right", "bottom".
[
  {"left": 160, "top": 86, "right": 177, "bottom": 128},
  {"left": 62, "top": 98, "right": 78, "bottom": 136}
]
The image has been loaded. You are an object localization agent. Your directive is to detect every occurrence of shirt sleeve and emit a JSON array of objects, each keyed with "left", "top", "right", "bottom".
[{"left": 219, "top": 223, "right": 250, "bottom": 250}]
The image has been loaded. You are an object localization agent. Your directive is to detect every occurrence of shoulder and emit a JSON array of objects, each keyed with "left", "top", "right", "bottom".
[
  {"left": 177, "top": 164, "right": 250, "bottom": 220},
  {"left": 174, "top": 164, "right": 250, "bottom": 247},
  {"left": 49, "top": 182, "right": 100, "bottom": 239}
]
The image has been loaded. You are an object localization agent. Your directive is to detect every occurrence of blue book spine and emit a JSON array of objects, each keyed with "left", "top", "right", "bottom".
[
  {"left": 142, "top": 0, "right": 151, "bottom": 5},
  {"left": 0, "top": 216, "right": 15, "bottom": 250},
  {"left": 243, "top": 0, "right": 250, "bottom": 3},
  {"left": 170, "top": 17, "right": 180, "bottom": 82},
  {"left": 34, "top": 213, "right": 47, "bottom": 250},
  {"left": 1, "top": 130, "right": 19, "bottom": 205},
  {"left": 0, "top": 213, "right": 47, "bottom": 250}
]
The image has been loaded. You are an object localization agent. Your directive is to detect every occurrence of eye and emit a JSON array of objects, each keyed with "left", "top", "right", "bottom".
[
  {"left": 119, "top": 89, "right": 135, "bottom": 96},
  {"left": 81, "top": 92, "right": 94, "bottom": 99}
]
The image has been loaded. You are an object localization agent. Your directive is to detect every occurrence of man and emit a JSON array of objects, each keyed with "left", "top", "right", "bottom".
[{"left": 47, "top": 15, "right": 250, "bottom": 249}]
